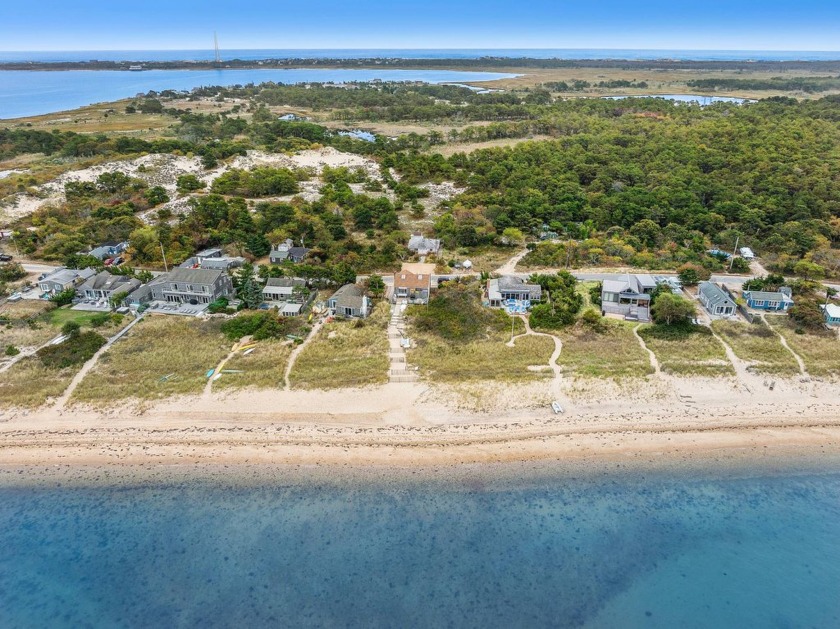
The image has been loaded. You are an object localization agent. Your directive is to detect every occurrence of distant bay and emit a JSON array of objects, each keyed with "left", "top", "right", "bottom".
[{"left": 0, "top": 68, "right": 518, "bottom": 120}]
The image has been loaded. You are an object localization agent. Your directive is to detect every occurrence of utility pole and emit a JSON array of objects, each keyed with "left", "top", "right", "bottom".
[
  {"left": 729, "top": 235, "right": 740, "bottom": 271},
  {"left": 159, "top": 241, "right": 169, "bottom": 272}
]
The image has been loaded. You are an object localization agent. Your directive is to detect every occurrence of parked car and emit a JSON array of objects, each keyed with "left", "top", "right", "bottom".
[
  {"left": 0, "top": 254, "right": 12, "bottom": 262},
  {"left": 112, "top": 256, "right": 124, "bottom": 266},
  {"left": 103, "top": 258, "right": 114, "bottom": 266}
]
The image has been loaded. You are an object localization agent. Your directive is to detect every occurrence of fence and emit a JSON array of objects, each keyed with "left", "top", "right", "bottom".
[{"left": 721, "top": 285, "right": 761, "bottom": 324}]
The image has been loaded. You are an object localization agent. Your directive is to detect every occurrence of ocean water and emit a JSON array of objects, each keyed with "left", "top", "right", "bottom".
[
  {"left": 0, "top": 68, "right": 518, "bottom": 120},
  {"left": 1, "top": 466, "right": 839, "bottom": 628},
  {"left": 2, "top": 49, "right": 840, "bottom": 63}
]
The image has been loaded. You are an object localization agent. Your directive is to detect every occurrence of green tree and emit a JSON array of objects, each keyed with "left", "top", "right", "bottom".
[
  {"left": 651, "top": 293, "right": 696, "bottom": 326},
  {"left": 793, "top": 260, "right": 825, "bottom": 280},
  {"left": 367, "top": 275, "right": 385, "bottom": 298},
  {"left": 50, "top": 288, "right": 77, "bottom": 307}
]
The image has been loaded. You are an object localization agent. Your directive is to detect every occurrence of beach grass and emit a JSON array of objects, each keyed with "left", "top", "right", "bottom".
[
  {"left": 556, "top": 320, "right": 653, "bottom": 379},
  {"left": 409, "top": 317, "right": 555, "bottom": 383},
  {"left": 0, "top": 299, "right": 54, "bottom": 320},
  {"left": 71, "top": 316, "right": 231, "bottom": 405},
  {"left": 765, "top": 315, "right": 839, "bottom": 377},
  {"left": 0, "top": 320, "right": 59, "bottom": 353},
  {"left": 711, "top": 320, "right": 800, "bottom": 376},
  {"left": 289, "top": 302, "right": 390, "bottom": 389},
  {"left": 213, "top": 339, "right": 293, "bottom": 391},
  {"left": 638, "top": 324, "right": 734, "bottom": 377},
  {"left": 0, "top": 357, "right": 76, "bottom": 408}
]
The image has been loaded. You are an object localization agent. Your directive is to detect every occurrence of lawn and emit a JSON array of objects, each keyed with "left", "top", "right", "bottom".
[
  {"left": 556, "top": 320, "right": 654, "bottom": 379},
  {"left": 638, "top": 324, "right": 734, "bottom": 377},
  {"left": 0, "top": 357, "right": 76, "bottom": 408},
  {"left": 289, "top": 302, "right": 390, "bottom": 389},
  {"left": 766, "top": 315, "right": 839, "bottom": 377},
  {"left": 409, "top": 315, "right": 555, "bottom": 383},
  {"left": 71, "top": 316, "right": 232, "bottom": 404},
  {"left": 45, "top": 307, "right": 109, "bottom": 328},
  {"left": 711, "top": 320, "right": 800, "bottom": 376},
  {"left": 213, "top": 339, "right": 294, "bottom": 391}
]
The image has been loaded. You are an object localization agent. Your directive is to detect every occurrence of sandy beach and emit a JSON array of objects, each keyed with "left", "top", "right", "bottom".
[{"left": 1, "top": 375, "right": 839, "bottom": 472}]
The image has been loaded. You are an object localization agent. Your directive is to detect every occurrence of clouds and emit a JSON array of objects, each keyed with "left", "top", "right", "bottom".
[{"left": 2, "top": 0, "right": 839, "bottom": 51}]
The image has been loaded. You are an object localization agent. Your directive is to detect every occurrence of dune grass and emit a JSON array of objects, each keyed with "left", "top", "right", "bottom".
[
  {"left": 213, "top": 339, "right": 294, "bottom": 391},
  {"left": 766, "top": 315, "right": 839, "bottom": 377},
  {"left": 638, "top": 324, "right": 734, "bottom": 377},
  {"left": 71, "top": 316, "right": 231, "bottom": 405},
  {"left": 409, "top": 323, "right": 555, "bottom": 383},
  {"left": 289, "top": 302, "right": 390, "bottom": 389},
  {"left": 556, "top": 320, "right": 653, "bottom": 378},
  {"left": 711, "top": 320, "right": 800, "bottom": 376},
  {"left": 0, "top": 320, "right": 58, "bottom": 353},
  {"left": 0, "top": 357, "right": 76, "bottom": 408}
]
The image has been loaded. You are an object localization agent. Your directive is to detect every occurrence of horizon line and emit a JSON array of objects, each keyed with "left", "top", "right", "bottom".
[{"left": 3, "top": 47, "right": 840, "bottom": 53}]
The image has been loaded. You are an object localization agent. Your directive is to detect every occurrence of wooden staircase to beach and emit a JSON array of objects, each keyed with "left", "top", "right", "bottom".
[{"left": 388, "top": 305, "right": 419, "bottom": 383}]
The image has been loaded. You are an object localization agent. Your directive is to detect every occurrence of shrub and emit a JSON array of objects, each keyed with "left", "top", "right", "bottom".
[
  {"left": 5, "top": 345, "right": 20, "bottom": 356},
  {"left": 61, "top": 320, "right": 81, "bottom": 337},
  {"left": 589, "top": 282, "right": 602, "bottom": 306},
  {"left": 89, "top": 313, "right": 111, "bottom": 328},
  {"left": 220, "top": 311, "right": 295, "bottom": 341},
  {"left": 0, "top": 263, "right": 26, "bottom": 283},
  {"left": 176, "top": 174, "right": 206, "bottom": 193},
  {"left": 412, "top": 282, "right": 507, "bottom": 342},
  {"left": 36, "top": 331, "right": 106, "bottom": 369},
  {"left": 730, "top": 257, "right": 750, "bottom": 273},
  {"left": 50, "top": 288, "right": 77, "bottom": 307},
  {"left": 788, "top": 299, "right": 827, "bottom": 331}
]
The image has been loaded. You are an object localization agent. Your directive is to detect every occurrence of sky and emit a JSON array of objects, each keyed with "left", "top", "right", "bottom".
[{"left": 2, "top": 0, "right": 840, "bottom": 51}]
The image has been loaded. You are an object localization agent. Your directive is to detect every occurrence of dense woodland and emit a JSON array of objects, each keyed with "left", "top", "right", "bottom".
[{"left": 3, "top": 82, "right": 840, "bottom": 278}]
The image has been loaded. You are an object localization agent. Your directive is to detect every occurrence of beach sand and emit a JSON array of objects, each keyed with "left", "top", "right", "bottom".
[{"left": 0, "top": 375, "right": 839, "bottom": 474}]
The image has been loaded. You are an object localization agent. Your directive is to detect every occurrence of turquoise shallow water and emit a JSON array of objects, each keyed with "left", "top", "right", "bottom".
[{"left": 1, "top": 467, "right": 839, "bottom": 628}]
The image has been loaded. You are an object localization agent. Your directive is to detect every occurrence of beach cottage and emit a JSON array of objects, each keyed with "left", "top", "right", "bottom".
[
  {"left": 600, "top": 274, "right": 657, "bottom": 321},
  {"left": 38, "top": 267, "right": 97, "bottom": 296},
  {"left": 822, "top": 303, "right": 840, "bottom": 327},
  {"left": 407, "top": 234, "right": 442, "bottom": 256},
  {"left": 698, "top": 282, "right": 736, "bottom": 317},
  {"left": 328, "top": 284, "right": 370, "bottom": 318},
  {"left": 743, "top": 287, "right": 794, "bottom": 312},
  {"left": 486, "top": 276, "right": 542, "bottom": 309},
  {"left": 393, "top": 263, "right": 435, "bottom": 304}
]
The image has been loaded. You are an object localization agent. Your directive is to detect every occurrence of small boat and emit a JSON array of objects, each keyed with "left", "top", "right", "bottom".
[
  {"left": 206, "top": 369, "right": 215, "bottom": 378},
  {"left": 551, "top": 401, "right": 564, "bottom": 414},
  {"left": 242, "top": 348, "right": 255, "bottom": 356}
]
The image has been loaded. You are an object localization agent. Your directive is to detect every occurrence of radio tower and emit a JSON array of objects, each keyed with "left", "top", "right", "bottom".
[{"left": 214, "top": 32, "right": 222, "bottom": 66}]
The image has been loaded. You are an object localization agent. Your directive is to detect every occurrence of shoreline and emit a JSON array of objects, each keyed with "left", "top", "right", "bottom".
[{"left": 2, "top": 388, "right": 840, "bottom": 484}]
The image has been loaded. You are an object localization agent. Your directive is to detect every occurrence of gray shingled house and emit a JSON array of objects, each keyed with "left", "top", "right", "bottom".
[
  {"left": 77, "top": 271, "right": 141, "bottom": 303},
  {"left": 600, "top": 274, "right": 657, "bottom": 321},
  {"left": 486, "top": 276, "right": 542, "bottom": 308},
  {"left": 148, "top": 268, "right": 234, "bottom": 305},
  {"left": 328, "top": 284, "right": 370, "bottom": 318},
  {"left": 38, "top": 267, "right": 97, "bottom": 296},
  {"left": 698, "top": 282, "right": 736, "bottom": 317}
]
